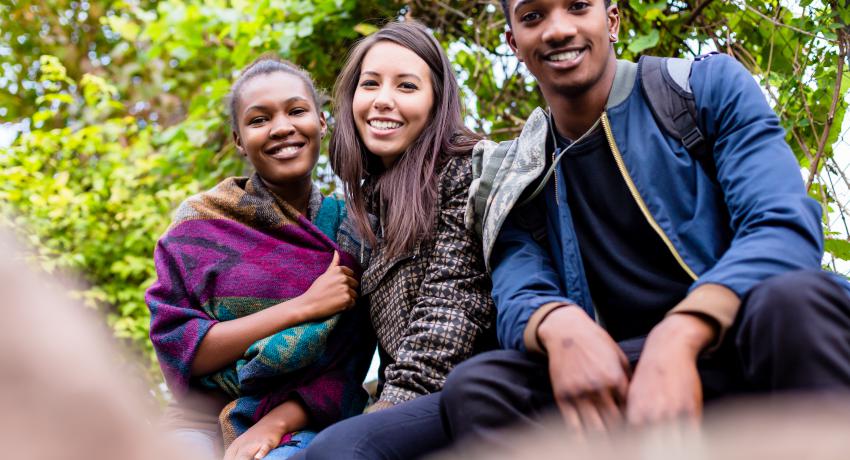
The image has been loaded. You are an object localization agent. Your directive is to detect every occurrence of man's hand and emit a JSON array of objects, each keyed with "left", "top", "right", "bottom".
[
  {"left": 538, "top": 306, "right": 631, "bottom": 434},
  {"left": 626, "top": 313, "right": 715, "bottom": 427}
]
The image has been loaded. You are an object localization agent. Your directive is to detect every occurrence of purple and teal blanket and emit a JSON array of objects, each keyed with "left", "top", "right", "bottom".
[{"left": 146, "top": 173, "right": 373, "bottom": 448}]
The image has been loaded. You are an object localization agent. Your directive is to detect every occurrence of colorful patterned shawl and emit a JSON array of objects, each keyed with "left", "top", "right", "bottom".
[{"left": 146, "top": 173, "right": 373, "bottom": 448}]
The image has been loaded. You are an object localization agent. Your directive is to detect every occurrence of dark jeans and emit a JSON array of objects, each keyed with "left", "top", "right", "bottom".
[
  {"left": 441, "top": 270, "right": 850, "bottom": 445},
  {"left": 290, "top": 393, "right": 448, "bottom": 460},
  {"left": 296, "top": 270, "right": 850, "bottom": 458}
]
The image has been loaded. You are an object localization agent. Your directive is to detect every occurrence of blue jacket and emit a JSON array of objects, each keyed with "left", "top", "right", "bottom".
[{"left": 484, "top": 54, "right": 826, "bottom": 351}]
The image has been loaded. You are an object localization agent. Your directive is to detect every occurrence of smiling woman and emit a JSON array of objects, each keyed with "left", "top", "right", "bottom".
[
  {"left": 146, "top": 56, "right": 375, "bottom": 460},
  {"left": 293, "top": 20, "right": 497, "bottom": 460}
]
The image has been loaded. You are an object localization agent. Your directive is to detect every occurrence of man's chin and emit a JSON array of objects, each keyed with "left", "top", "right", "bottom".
[{"left": 543, "top": 78, "right": 596, "bottom": 98}]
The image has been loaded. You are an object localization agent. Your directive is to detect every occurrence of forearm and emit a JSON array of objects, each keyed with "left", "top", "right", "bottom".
[
  {"left": 256, "top": 399, "right": 309, "bottom": 435},
  {"left": 381, "top": 308, "right": 478, "bottom": 403},
  {"left": 191, "top": 298, "right": 309, "bottom": 376},
  {"left": 492, "top": 217, "right": 570, "bottom": 351},
  {"left": 664, "top": 283, "right": 740, "bottom": 351}
]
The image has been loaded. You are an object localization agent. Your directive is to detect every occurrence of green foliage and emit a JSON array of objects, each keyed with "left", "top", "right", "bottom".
[
  {"left": 2, "top": 1, "right": 849, "bottom": 393},
  {"left": 0, "top": 57, "right": 212, "bottom": 384}
]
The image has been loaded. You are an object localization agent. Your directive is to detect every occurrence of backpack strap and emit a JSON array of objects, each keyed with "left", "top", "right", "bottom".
[
  {"left": 639, "top": 53, "right": 718, "bottom": 182},
  {"left": 472, "top": 140, "right": 513, "bottom": 237}
]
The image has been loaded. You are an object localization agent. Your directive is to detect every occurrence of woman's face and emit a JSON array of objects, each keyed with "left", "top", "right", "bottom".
[
  {"left": 352, "top": 41, "right": 435, "bottom": 168},
  {"left": 234, "top": 72, "right": 326, "bottom": 189}
]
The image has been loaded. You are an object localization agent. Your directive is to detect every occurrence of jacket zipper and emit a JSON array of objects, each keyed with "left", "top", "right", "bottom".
[
  {"left": 600, "top": 112, "right": 698, "bottom": 281},
  {"left": 550, "top": 117, "right": 600, "bottom": 206}
]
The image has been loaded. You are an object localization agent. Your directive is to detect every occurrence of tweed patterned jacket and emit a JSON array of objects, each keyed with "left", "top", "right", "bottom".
[{"left": 362, "top": 155, "right": 497, "bottom": 405}]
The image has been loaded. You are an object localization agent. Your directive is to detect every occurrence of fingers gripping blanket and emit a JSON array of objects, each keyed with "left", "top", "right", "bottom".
[{"left": 146, "top": 174, "right": 373, "bottom": 448}]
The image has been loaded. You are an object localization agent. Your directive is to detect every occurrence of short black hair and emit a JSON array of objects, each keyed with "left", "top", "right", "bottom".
[
  {"left": 500, "top": 0, "right": 613, "bottom": 28},
  {"left": 228, "top": 54, "right": 323, "bottom": 134}
]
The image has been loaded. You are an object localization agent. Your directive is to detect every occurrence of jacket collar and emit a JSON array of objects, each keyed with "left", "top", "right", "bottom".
[
  {"left": 607, "top": 59, "right": 637, "bottom": 109},
  {"left": 515, "top": 59, "right": 637, "bottom": 149}
]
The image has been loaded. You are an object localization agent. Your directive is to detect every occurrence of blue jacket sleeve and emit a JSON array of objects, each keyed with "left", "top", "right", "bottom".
[
  {"left": 689, "top": 54, "right": 823, "bottom": 297},
  {"left": 491, "top": 211, "right": 572, "bottom": 351}
]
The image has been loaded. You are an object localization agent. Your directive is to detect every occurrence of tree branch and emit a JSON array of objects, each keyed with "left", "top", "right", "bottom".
[{"left": 806, "top": 30, "right": 847, "bottom": 190}]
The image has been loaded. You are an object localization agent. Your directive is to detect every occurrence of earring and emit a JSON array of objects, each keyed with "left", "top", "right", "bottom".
[{"left": 609, "top": 33, "right": 618, "bottom": 42}]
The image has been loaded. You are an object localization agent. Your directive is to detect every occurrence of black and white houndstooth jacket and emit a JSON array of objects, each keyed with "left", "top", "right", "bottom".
[{"left": 362, "top": 155, "right": 497, "bottom": 405}]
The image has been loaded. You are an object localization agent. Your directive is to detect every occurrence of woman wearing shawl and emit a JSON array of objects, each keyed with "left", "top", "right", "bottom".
[{"left": 146, "top": 56, "right": 374, "bottom": 460}]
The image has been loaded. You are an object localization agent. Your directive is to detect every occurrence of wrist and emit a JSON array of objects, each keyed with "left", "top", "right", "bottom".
[
  {"left": 255, "top": 410, "right": 290, "bottom": 436},
  {"left": 650, "top": 313, "right": 716, "bottom": 357},
  {"left": 537, "top": 306, "right": 588, "bottom": 352},
  {"left": 288, "top": 296, "right": 312, "bottom": 324}
]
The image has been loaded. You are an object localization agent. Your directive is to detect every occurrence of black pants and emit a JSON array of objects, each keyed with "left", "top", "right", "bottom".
[
  {"left": 295, "top": 270, "right": 850, "bottom": 458},
  {"left": 290, "top": 392, "right": 448, "bottom": 460},
  {"left": 441, "top": 270, "right": 850, "bottom": 445}
]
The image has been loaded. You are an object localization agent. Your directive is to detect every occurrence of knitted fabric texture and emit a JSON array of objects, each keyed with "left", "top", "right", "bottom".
[{"left": 146, "top": 173, "right": 373, "bottom": 448}]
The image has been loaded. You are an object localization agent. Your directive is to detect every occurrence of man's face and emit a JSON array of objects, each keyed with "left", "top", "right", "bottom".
[{"left": 505, "top": 0, "right": 619, "bottom": 97}]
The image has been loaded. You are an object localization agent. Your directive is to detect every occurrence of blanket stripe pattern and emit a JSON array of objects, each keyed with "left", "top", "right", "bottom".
[{"left": 146, "top": 174, "right": 372, "bottom": 448}]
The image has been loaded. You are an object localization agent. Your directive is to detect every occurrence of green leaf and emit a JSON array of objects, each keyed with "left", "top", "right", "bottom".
[
  {"left": 627, "top": 30, "right": 660, "bottom": 54},
  {"left": 826, "top": 238, "right": 850, "bottom": 261},
  {"left": 353, "top": 23, "right": 379, "bottom": 36}
]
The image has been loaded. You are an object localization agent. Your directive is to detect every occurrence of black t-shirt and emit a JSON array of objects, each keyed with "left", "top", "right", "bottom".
[{"left": 552, "top": 126, "right": 692, "bottom": 341}]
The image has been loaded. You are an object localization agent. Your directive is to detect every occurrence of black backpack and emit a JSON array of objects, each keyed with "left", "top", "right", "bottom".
[{"left": 469, "top": 53, "right": 719, "bottom": 237}]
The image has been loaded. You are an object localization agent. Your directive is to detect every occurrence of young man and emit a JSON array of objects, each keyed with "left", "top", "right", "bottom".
[{"left": 441, "top": 0, "right": 850, "bottom": 442}]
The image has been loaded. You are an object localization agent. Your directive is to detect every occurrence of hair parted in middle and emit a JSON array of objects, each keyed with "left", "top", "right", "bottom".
[{"left": 330, "top": 20, "right": 480, "bottom": 258}]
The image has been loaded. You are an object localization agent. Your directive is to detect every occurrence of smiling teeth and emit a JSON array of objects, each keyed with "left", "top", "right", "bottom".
[
  {"left": 369, "top": 120, "right": 402, "bottom": 130},
  {"left": 548, "top": 50, "right": 581, "bottom": 62},
  {"left": 273, "top": 146, "right": 300, "bottom": 155}
]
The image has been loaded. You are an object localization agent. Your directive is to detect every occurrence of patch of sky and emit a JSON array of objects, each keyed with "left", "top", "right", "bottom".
[{"left": 0, "top": 120, "right": 29, "bottom": 148}]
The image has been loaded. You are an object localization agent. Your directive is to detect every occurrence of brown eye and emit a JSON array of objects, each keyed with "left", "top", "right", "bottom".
[{"left": 520, "top": 11, "right": 541, "bottom": 22}]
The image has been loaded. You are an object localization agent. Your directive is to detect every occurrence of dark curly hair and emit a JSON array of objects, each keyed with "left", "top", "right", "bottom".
[
  {"left": 227, "top": 54, "right": 323, "bottom": 134},
  {"left": 500, "top": 0, "right": 613, "bottom": 28}
]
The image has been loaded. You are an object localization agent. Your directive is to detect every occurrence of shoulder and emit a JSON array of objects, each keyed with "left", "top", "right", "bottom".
[
  {"left": 171, "top": 176, "right": 246, "bottom": 226},
  {"left": 690, "top": 53, "right": 755, "bottom": 98},
  {"left": 437, "top": 154, "right": 474, "bottom": 199}
]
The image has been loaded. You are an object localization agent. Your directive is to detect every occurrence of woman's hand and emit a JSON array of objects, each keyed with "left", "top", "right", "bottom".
[
  {"left": 297, "top": 251, "right": 359, "bottom": 321},
  {"left": 223, "top": 420, "right": 286, "bottom": 460},
  {"left": 223, "top": 400, "right": 309, "bottom": 460},
  {"left": 364, "top": 400, "right": 395, "bottom": 414}
]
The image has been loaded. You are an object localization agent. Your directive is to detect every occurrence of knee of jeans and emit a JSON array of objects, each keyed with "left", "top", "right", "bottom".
[
  {"left": 443, "top": 352, "right": 506, "bottom": 409},
  {"left": 298, "top": 423, "right": 362, "bottom": 460},
  {"left": 743, "top": 270, "right": 829, "bottom": 328}
]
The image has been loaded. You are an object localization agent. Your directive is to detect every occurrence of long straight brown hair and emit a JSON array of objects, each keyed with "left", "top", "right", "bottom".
[{"left": 330, "top": 20, "right": 480, "bottom": 258}]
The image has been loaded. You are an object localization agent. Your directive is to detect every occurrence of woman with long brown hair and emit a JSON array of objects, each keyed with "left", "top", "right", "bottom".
[{"left": 293, "top": 20, "right": 496, "bottom": 460}]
